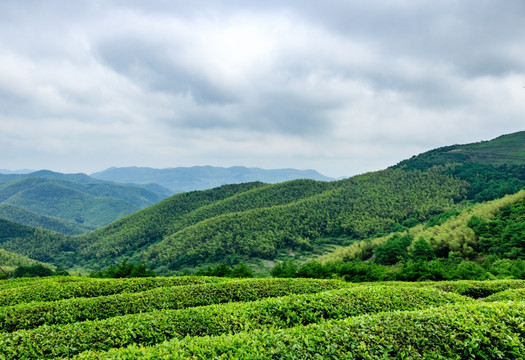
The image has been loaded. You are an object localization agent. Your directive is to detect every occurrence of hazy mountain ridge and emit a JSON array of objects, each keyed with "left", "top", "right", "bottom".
[{"left": 91, "top": 166, "right": 334, "bottom": 193}]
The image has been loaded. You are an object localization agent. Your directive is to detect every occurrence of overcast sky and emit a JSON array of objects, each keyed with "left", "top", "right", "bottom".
[{"left": 1, "top": 0, "right": 524, "bottom": 178}]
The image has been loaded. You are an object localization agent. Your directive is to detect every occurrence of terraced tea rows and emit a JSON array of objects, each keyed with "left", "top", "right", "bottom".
[{"left": 0, "top": 277, "right": 523, "bottom": 359}]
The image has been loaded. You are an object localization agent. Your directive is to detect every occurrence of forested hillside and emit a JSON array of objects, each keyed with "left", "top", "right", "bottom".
[
  {"left": 0, "top": 171, "right": 171, "bottom": 234},
  {"left": 394, "top": 131, "right": 525, "bottom": 169},
  {"left": 0, "top": 169, "right": 468, "bottom": 273},
  {"left": 0, "top": 131, "right": 524, "bottom": 274},
  {"left": 322, "top": 190, "right": 525, "bottom": 265},
  {"left": 0, "top": 248, "right": 45, "bottom": 273},
  {"left": 0, "top": 204, "right": 92, "bottom": 234}
]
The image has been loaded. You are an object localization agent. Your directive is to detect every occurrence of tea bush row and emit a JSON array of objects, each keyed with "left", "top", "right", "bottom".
[
  {"left": 483, "top": 288, "right": 525, "bottom": 302},
  {"left": 0, "top": 278, "right": 347, "bottom": 332},
  {"left": 0, "top": 286, "right": 470, "bottom": 359},
  {"left": 432, "top": 279, "right": 525, "bottom": 298},
  {"left": 0, "top": 276, "right": 226, "bottom": 306},
  {"left": 73, "top": 301, "right": 525, "bottom": 360}
]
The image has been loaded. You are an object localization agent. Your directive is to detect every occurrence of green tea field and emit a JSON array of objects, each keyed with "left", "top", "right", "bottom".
[{"left": 0, "top": 276, "right": 524, "bottom": 359}]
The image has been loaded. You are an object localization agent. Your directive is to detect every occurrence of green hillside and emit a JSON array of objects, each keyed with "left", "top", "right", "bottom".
[
  {"left": 0, "top": 172, "right": 171, "bottom": 233},
  {"left": 394, "top": 131, "right": 525, "bottom": 169},
  {"left": 0, "top": 204, "right": 91, "bottom": 235},
  {"left": 322, "top": 190, "right": 525, "bottom": 264},
  {"left": 0, "top": 248, "right": 45, "bottom": 273},
  {"left": 0, "top": 169, "right": 468, "bottom": 273}
]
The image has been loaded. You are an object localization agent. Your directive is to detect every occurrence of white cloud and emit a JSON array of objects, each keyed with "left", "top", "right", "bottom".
[{"left": 0, "top": 0, "right": 524, "bottom": 177}]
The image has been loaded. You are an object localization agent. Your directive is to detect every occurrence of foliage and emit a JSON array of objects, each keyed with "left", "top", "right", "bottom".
[
  {"left": 410, "top": 237, "right": 435, "bottom": 261},
  {"left": 0, "top": 276, "right": 225, "bottom": 307},
  {"left": 0, "top": 278, "right": 347, "bottom": 332},
  {"left": 468, "top": 197, "right": 525, "bottom": 259},
  {"left": 89, "top": 261, "right": 156, "bottom": 278},
  {"left": 374, "top": 234, "right": 413, "bottom": 265},
  {"left": 287, "top": 257, "right": 525, "bottom": 283},
  {"left": 321, "top": 190, "right": 525, "bottom": 265},
  {"left": 393, "top": 130, "right": 525, "bottom": 169},
  {"left": 0, "top": 248, "right": 44, "bottom": 273},
  {"left": 270, "top": 261, "right": 298, "bottom": 278},
  {"left": 194, "top": 262, "right": 254, "bottom": 278},
  {"left": 12, "top": 264, "right": 56, "bottom": 278},
  {"left": 145, "top": 169, "right": 467, "bottom": 270},
  {"left": 0, "top": 203, "right": 91, "bottom": 235},
  {"left": 73, "top": 301, "right": 525, "bottom": 360},
  {"left": 0, "top": 286, "right": 468, "bottom": 359},
  {"left": 483, "top": 288, "right": 525, "bottom": 302},
  {"left": 0, "top": 173, "right": 169, "bottom": 233}
]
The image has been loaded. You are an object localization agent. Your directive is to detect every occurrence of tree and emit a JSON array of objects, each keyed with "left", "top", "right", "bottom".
[
  {"left": 270, "top": 261, "right": 297, "bottom": 278},
  {"left": 374, "top": 234, "right": 413, "bottom": 265},
  {"left": 411, "top": 237, "right": 435, "bottom": 261},
  {"left": 13, "top": 264, "right": 54, "bottom": 278}
]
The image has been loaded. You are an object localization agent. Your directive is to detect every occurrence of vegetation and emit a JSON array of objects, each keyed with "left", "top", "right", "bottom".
[
  {"left": 320, "top": 190, "right": 525, "bottom": 274},
  {"left": 89, "top": 261, "right": 156, "bottom": 278},
  {"left": 0, "top": 131, "right": 523, "bottom": 276},
  {"left": 0, "top": 276, "right": 523, "bottom": 359},
  {"left": 0, "top": 203, "right": 91, "bottom": 234},
  {"left": 0, "top": 248, "right": 46, "bottom": 275},
  {"left": 393, "top": 130, "right": 525, "bottom": 169},
  {"left": 194, "top": 262, "right": 254, "bottom": 278},
  {"left": 0, "top": 171, "right": 170, "bottom": 233},
  {"left": 12, "top": 264, "right": 67, "bottom": 278},
  {"left": 0, "top": 278, "right": 347, "bottom": 332},
  {"left": 73, "top": 301, "right": 525, "bottom": 360},
  {"left": 0, "top": 286, "right": 469, "bottom": 359},
  {"left": 483, "top": 288, "right": 525, "bottom": 302}
]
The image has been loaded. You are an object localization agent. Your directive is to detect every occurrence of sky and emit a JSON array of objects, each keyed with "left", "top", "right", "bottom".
[{"left": 1, "top": 0, "right": 524, "bottom": 178}]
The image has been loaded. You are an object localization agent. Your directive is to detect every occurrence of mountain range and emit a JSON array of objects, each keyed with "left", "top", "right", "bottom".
[
  {"left": 91, "top": 166, "right": 334, "bottom": 193},
  {"left": 0, "top": 131, "right": 524, "bottom": 274},
  {"left": 0, "top": 171, "right": 172, "bottom": 234}
]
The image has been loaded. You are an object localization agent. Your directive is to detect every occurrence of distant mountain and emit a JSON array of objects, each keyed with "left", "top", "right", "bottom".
[
  {"left": 91, "top": 166, "right": 334, "bottom": 193},
  {"left": 0, "top": 171, "right": 172, "bottom": 234}
]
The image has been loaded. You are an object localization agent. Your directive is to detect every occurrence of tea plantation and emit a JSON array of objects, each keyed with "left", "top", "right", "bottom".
[{"left": 0, "top": 276, "right": 524, "bottom": 359}]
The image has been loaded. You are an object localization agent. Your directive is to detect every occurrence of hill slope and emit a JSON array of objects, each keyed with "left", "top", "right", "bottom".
[
  {"left": 0, "top": 204, "right": 91, "bottom": 235},
  {"left": 1, "top": 131, "right": 524, "bottom": 273},
  {"left": 394, "top": 131, "right": 525, "bottom": 169},
  {"left": 321, "top": 190, "right": 525, "bottom": 264},
  {"left": 91, "top": 166, "right": 334, "bottom": 193},
  {"left": 0, "top": 170, "right": 468, "bottom": 272},
  {"left": 0, "top": 171, "right": 171, "bottom": 233}
]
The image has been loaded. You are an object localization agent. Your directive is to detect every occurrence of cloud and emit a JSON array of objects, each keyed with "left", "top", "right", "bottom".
[{"left": 0, "top": 0, "right": 524, "bottom": 177}]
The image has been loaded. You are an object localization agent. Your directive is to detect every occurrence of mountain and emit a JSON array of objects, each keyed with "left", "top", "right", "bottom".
[
  {"left": 0, "top": 131, "right": 523, "bottom": 274},
  {"left": 394, "top": 131, "right": 525, "bottom": 170},
  {"left": 0, "top": 171, "right": 172, "bottom": 234},
  {"left": 91, "top": 166, "right": 334, "bottom": 193}
]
